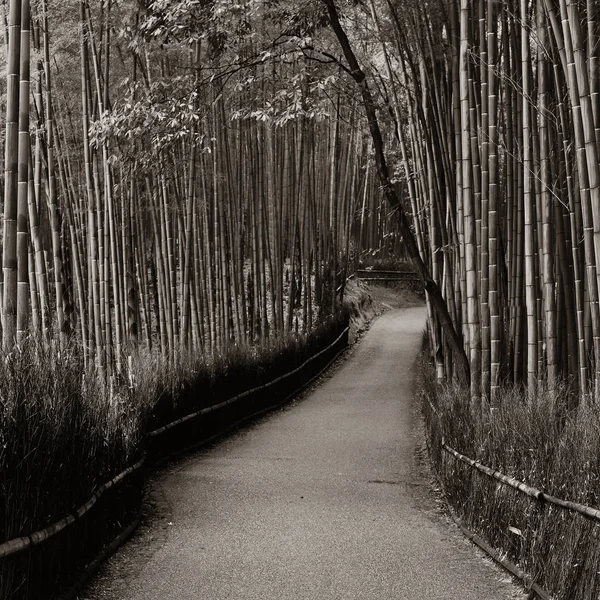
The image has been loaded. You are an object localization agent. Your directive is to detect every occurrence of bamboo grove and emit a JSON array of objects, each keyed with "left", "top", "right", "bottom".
[
  {"left": 0, "top": 0, "right": 405, "bottom": 379},
  {"left": 324, "top": 0, "right": 600, "bottom": 402},
  {"left": 7, "top": 0, "right": 596, "bottom": 405}
]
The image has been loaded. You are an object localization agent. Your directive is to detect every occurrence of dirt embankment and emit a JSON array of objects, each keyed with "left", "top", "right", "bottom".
[{"left": 344, "top": 278, "right": 424, "bottom": 342}]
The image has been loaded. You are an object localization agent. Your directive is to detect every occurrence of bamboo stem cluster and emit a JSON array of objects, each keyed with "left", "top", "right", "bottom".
[
  {"left": 1, "top": 0, "right": 399, "bottom": 377},
  {"left": 362, "top": 0, "right": 600, "bottom": 402}
]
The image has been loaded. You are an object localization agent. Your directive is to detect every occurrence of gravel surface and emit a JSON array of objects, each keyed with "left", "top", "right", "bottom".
[{"left": 82, "top": 307, "right": 524, "bottom": 600}]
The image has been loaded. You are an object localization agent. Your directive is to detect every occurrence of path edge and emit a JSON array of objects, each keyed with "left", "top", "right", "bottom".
[{"left": 63, "top": 334, "right": 352, "bottom": 600}]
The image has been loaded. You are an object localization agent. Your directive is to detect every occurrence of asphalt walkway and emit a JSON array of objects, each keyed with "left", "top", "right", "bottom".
[{"left": 84, "top": 307, "right": 522, "bottom": 600}]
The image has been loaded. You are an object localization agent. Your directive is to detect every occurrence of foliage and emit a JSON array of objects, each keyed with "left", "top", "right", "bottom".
[
  {"left": 139, "top": 308, "right": 349, "bottom": 429},
  {"left": 0, "top": 313, "right": 349, "bottom": 599},
  {"left": 420, "top": 359, "right": 600, "bottom": 600},
  {"left": 0, "top": 340, "right": 141, "bottom": 543},
  {"left": 89, "top": 77, "right": 206, "bottom": 162}
]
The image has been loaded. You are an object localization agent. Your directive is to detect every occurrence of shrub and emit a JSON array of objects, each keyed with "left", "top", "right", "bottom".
[
  {"left": 419, "top": 357, "right": 600, "bottom": 600},
  {"left": 1, "top": 311, "right": 349, "bottom": 600},
  {"left": 0, "top": 341, "right": 142, "bottom": 544}
]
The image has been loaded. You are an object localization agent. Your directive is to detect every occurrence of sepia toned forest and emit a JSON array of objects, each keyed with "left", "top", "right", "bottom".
[
  {"left": 2, "top": 0, "right": 599, "bottom": 401},
  {"left": 0, "top": 0, "right": 401, "bottom": 370},
  {"left": 3, "top": 0, "right": 600, "bottom": 598}
]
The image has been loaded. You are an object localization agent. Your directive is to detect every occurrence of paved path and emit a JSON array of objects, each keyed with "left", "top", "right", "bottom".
[{"left": 84, "top": 307, "right": 522, "bottom": 600}]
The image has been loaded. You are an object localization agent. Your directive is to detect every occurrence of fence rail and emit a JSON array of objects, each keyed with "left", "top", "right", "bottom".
[
  {"left": 0, "top": 457, "right": 145, "bottom": 559},
  {"left": 433, "top": 413, "right": 600, "bottom": 522},
  {"left": 0, "top": 325, "right": 349, "bottom": 560},
  {"left": 148, "top": 326, "right": 349, "bottom": 438},
  {"left": 355, "top": 269, "right": 420, "bottom": 282},
  {"left": 428, "top": 396, "right": 600, "bottom": 599}
]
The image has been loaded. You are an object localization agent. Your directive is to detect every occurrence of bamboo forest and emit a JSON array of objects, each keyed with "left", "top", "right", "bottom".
[{"left": 3, "top": 0, "right": 600, "bottom": 599}]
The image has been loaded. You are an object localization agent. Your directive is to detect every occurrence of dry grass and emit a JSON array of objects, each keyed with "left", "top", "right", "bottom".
[
  {"left": 0, "top": 341, "right": 142, "bottom": 545},
  {"left": 139, "top": 310, "right": 350, "bottom": 431},
  {"left": 0, "top": 310, "right": 350, "bottom": 600},
  {"left": 418, "top": 353, "right": 600, "bottom": 600}
]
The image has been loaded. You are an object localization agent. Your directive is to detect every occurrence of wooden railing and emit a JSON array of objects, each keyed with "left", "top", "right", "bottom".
[{"left": 355, "top": 269, "right": 420, "bottom": 282}]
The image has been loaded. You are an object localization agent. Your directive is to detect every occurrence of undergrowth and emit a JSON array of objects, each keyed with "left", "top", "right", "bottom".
[
  {"left": 357, "top": 255, "right": 413, "bottom": 271},
  {"left": 0, "top": 310, "right": 349, "bottom": 600},
  {"left": 0, "top": 342, "right": 142, "bottom": 544},
  {"left": 141, "top": 311, "right": 349, "bottom": 430},
  {"left": 418, "top": 351, "right": 600, "bottom": 600}
]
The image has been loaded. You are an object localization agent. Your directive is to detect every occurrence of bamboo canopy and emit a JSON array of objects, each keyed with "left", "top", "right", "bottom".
[{"left": 3, "top": 0, "right": 599, "bottom": 405}]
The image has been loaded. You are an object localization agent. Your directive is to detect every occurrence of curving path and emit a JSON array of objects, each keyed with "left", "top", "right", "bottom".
[{"left": 84, "top": 307, "right": 523, "bottom": 600}]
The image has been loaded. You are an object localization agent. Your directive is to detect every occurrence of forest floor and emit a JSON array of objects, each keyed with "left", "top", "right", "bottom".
[{"left": 80, "top": 293, "right": 525, "bottom": 600}]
